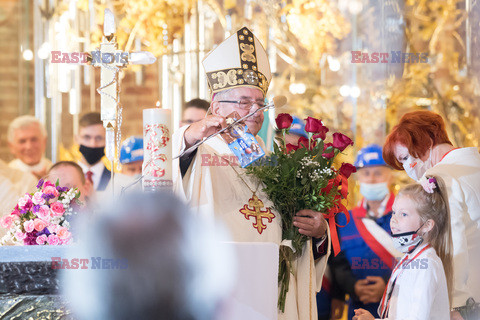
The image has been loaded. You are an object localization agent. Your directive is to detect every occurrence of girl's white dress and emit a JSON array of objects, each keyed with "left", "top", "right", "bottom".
[{"left": 377, "top": 243, "right": 450, "bottom": 320}]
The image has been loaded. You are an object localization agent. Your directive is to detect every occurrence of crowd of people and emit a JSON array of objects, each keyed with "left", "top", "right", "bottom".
[
  {"left": 0, "top": 96, "right": 210, "bottom": 208},
  {"left": 315, "top": 111, "right": 480, "bottom": 320},
  {"left": 1, "top": 26, "right": 479, "bottom": 320}
]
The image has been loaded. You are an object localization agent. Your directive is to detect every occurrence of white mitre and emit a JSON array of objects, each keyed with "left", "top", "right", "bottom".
[{"left": 202, "top": 26, "right": 272, "bottom": 95}]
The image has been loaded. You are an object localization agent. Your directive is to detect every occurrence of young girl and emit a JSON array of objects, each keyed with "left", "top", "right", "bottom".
[{"left": 353, "top": 175, "right": 453, "bottom": 320}]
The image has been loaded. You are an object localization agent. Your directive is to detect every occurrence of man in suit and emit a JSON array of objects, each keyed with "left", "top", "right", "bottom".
[{"left": 76, "top": 112, "right": 111, "bottom": 191}]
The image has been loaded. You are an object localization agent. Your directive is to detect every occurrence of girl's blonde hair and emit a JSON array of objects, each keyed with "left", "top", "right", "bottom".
[{"left": 397, "top": 175, "right": 453, "bottom": 305}]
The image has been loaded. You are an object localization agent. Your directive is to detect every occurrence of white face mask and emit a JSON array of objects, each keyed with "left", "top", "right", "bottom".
[
  {"left": 402, "top": 149, "right": 433, "bottom": 182},
  {"left": 391, "top": 225, "right": 425, "bottom": 253}
]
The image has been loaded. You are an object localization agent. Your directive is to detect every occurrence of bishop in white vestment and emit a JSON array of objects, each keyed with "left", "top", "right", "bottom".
[{"left": 173, "top": 27, "right": 330, "bottom": 320}]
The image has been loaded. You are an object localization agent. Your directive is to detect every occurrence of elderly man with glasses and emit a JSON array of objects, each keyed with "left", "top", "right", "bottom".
[{"left": 173, "top": 27, "right": 329, "bottom": 320}]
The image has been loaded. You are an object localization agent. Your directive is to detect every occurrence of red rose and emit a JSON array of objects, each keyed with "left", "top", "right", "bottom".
[
  {"left": 275, "top": 113, "right": 293, "bottom": 130},
  {"left": 286, "top": 143, "right": 299, "bottom": 153},
  {"left": 312, "top": 124, "right": 329, "bottom": 140},
  {"left": 305, "top": 117, "right": 326, "bottom": 133},
  {"left": 339, "top": 163, "right": 357, "bottom": 178},
  {"left": 332, "top": 133, "right": 353, "bottom": 151},
  {"left": 297, "top": 136, "right": 316, "bottom": 150},
  {"left": 322, "top": 143, "right": 335, "bottom": 159}
]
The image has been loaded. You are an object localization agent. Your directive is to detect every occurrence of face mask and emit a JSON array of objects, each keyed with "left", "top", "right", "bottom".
[
  {"left": 360, "top": 182, "right": 390, "bottom": 201},
  {"left": 391, "top": 225, "right": 424, "bottom": 253},
  {"left": 79, "top": 145, "right": 105, "bottom": 165},
  {"left": 402, "top": 149, "right": 433, "bottom": 181}
]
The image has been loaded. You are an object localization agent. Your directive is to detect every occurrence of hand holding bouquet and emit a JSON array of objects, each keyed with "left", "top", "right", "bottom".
[{"left": 246, "top": 114, "right": 356, "bottom": 312}]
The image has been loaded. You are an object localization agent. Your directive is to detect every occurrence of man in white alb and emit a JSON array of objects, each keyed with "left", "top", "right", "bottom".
[{"left": 173, "top": 26, "right": 330, "bottom": 320}]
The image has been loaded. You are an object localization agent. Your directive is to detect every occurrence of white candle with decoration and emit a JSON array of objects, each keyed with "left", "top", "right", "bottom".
[{"left": 142, "top": 101, "right": 173, "bottom": 191}]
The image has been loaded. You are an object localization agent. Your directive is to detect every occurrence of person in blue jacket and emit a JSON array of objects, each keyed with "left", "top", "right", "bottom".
[{"left": 332, "top": 144, "right": 401, "bottom": 319}]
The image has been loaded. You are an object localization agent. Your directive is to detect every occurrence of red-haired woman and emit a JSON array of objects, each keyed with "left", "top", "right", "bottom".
[{"left": 383, "top": 110, "right": 480, "bottom": 320}]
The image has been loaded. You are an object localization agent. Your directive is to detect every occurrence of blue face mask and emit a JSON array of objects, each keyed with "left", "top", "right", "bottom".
[{"left": 360, "top": 182, "right": 389, "bottom": 201}]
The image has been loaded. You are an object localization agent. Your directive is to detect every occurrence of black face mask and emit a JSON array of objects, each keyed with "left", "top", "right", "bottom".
[{"left": 79, "top": 145, "right": 105, "bottom": 165}]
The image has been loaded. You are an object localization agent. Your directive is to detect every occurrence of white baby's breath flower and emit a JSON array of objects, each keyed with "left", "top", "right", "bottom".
[{"left": 1, "top": 234, "right": 9, "bottom": 245}]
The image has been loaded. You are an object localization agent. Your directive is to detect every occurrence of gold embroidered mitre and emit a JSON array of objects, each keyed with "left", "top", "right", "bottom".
[{"left": 202, "top": 27, "right": 272, "bottom": 96}]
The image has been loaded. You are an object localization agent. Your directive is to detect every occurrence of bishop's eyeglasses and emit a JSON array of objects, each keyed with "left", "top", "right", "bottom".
[{"left": 216, "top": 100, "right": 266, "bottom": 110}]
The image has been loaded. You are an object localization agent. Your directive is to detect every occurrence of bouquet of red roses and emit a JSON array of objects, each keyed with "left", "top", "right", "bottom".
[{"left": 246, "top": 114, "right": 356, "bottom": 312}]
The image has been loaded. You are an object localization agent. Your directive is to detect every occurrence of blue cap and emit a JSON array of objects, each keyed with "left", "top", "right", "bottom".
[
  {"left": 119, "top": 136, "right": 144, "bottom": 164},
  {"left": 289, "top": 116, "right": 308, "bottom": 138},
  {"left": 354, "top": 144, "right": 387, "bottom": 168}
]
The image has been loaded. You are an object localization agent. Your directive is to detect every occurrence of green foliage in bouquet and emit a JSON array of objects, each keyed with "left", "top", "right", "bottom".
[{"left": 246, "top": 114, "right": 356, "bottom": 312}]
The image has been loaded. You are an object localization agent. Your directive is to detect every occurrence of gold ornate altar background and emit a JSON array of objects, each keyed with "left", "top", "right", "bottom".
[{"left": 0, "top": 0, "right": 479, "bottom": 166}]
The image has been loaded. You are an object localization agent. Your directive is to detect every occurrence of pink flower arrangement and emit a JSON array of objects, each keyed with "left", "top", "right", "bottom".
[
  {"left": 32, "top": 192, "right": 46, "bottom": 205},
  {"left": 0, "top": 215, "right": 16, "bottom": 229},
  {"left": 36, "top": 205, "right": 51, "bottom": 221},
  {"left": 51, "top": 202, "right": 65, "bottom": 216},
  {"left": 0, "top": 179, "right": 81, "bottom": 246}
]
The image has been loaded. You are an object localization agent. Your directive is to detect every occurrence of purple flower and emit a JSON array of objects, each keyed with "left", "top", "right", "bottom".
[
  {"left": 36, "top": 179, "right": 44, "bottom": 189},
  {"left": 37, "top": 228, "right": 51, "bottom": 236},
  {"left": 23, "top": 200, "right": 33, "bottom": 211},
  {"left": 42, "top": 193, "right": 56, "bottom": 201},
  {"left": 20, "top": 201, "right": 33, "bottom": 214},
  {"left": 23, "top": 231, "right": 39, "bottom": 246},
  {"left": 56, "top": 186, "right": 69, "bottom": 192}
]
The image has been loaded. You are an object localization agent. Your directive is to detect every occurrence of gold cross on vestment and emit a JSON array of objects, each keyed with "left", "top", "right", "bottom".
[{"left": 240, "top": 194, "right": 275, "bottom": 234}]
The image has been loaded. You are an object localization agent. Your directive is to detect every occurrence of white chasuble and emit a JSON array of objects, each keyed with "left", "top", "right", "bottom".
[
  {"left": 173, "top": 126, "right": 330, "bottom": 320},
  {"left": 9, "top": 157, "right": 52, "bottom": 175},
  {"left": 0, "top": 159, "right": 38, "bottom": 240}
]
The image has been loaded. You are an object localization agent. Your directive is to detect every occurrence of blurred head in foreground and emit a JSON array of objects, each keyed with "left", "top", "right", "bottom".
[{"left": 62, "top": 192, "right": 234, "bottom": 320}]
